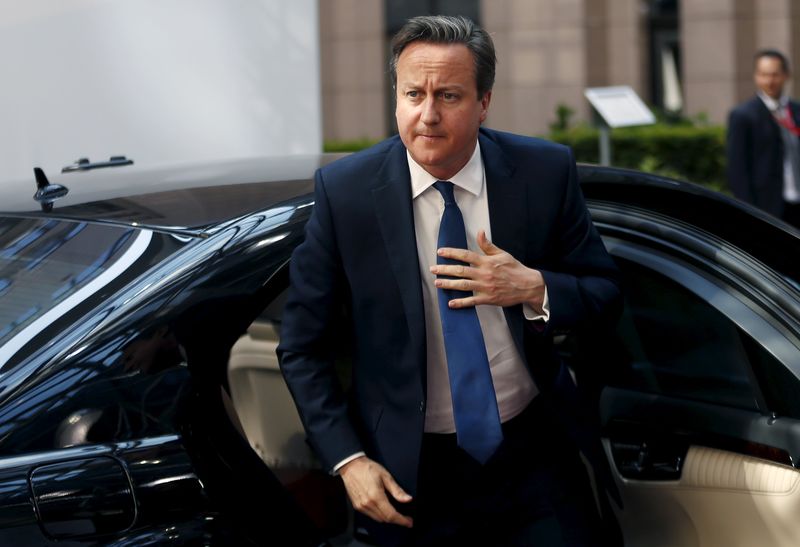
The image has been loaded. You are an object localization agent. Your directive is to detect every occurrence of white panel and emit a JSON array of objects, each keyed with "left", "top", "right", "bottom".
[{"left": 0, "top": 0, "right": 321, "bottom": 184}]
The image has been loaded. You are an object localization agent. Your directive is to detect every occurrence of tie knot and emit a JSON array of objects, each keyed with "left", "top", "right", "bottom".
[{"left": 433, "top": 180, "right": 456, "bottom": 204}]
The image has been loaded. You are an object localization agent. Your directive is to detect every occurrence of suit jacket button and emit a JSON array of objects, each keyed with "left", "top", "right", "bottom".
[{"left": 419, "top": 401, "right": 425, "bottom": 413}]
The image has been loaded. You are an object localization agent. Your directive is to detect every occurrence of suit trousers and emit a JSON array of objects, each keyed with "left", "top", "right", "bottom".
[{"left": 400, "top": 396, "right": 611, "bottom": 547}]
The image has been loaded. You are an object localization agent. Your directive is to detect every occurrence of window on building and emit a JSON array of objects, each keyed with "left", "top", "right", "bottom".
[{"left": 648, "top": 0, "right": 683, "bottom": 114}]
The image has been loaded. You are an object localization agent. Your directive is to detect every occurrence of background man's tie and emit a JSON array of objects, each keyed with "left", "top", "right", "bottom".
[{"left": 433, "top": 180, "right": 503, "bottom": 464}]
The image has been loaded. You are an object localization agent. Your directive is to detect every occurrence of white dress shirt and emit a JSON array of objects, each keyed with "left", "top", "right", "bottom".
[
  {"left": 409, "top": 142, "right": 540, "bottom": 433},
  {"left": 758, "top": 91, "right": 800, "bottom": 203}
]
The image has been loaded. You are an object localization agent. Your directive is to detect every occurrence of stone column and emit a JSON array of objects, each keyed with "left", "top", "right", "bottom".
[
  {"left": 603, "top": 0, "right": 647, "bottom": 96},
  {"left": 754, "top": 0, "right": 797, "bottom": 97},
  {"left": 681, "top": 0, "right": 754, "bottom": 124},
  {"left": 319, "top": 0, "right": 387, "bottom": 141},
  {"left": 482, "top": 0, "right": 589, "bottom": 135}
]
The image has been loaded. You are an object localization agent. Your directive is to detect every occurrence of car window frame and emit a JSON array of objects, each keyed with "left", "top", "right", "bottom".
[{"left": 590, "top": 201, "right": 800, "bottom": 418}]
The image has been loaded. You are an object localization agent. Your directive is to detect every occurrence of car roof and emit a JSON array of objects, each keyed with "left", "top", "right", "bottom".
[
  {"left": 0, "top": 155, "right": 343, "bottom": 234},
  {"left": 579, "top": 163, "right": 800, "bottom": 284}
]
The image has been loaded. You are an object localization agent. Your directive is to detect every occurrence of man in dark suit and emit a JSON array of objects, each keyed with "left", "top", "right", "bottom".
[
  {"left": 727, "top": 49, "right": 800, "bottom": 227},
  {"left": 278, "top": 15, "right": 621, "bottom": 546}
]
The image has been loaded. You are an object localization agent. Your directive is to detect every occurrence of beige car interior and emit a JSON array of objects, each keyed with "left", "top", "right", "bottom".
[
  {"left": 227, "top": 319, "right": 348, "bottom": 535},
  {"left": 605, "top": 440, "right": 800, "bottom": 547},
  {"left": 227, "top": 321, "right": 319, "bottom": 475}
]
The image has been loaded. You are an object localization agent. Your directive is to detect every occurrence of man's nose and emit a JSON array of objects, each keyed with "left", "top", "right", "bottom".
[{"left": 420, "top": 97, "right": 440, "bottom": 124}]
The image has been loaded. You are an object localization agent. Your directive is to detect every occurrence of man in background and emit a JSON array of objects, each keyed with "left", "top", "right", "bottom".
[{"left": 727, "top": 49, "right": 800, "bottom": 227}]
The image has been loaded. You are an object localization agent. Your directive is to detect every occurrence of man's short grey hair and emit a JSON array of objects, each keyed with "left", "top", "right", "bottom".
[{"left": 390, "top": 15, "right": 496, "bottom": 98}]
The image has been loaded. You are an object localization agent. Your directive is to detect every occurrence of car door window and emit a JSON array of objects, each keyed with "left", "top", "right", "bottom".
[
  {"left": 607, "top": 258, "right": 797, "bottom": 414},
  {"left": 744, "top": 334, "right": 800, "bottom": 419},
  {"left": 614, "top": 259, "right": 756, "bottom": 409}
]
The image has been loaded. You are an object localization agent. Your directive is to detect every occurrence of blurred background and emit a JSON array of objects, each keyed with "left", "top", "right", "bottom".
[{"left": 321, "top": 0, "right": 800, "bottom": 192}]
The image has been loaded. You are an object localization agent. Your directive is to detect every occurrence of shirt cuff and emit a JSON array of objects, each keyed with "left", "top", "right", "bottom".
[
  {"left": 331, "top": 451, "right": 366, "bottom": 476},
  {"left": 522, "top": 287, "right": 550, "bottom": 322}
]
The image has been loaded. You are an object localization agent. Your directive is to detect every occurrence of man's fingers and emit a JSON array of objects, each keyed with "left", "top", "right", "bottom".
[
  {"left": 361, "top": 472, "right": 413, "bottom": 528},
  {"left": 339, "top": 457, "right": 413, "bottom": 528},
  {"left": 435, "top": 277, "right": 474, "bottom": 292},
  {"left": 446, "top": 295, "right": 481, "bottom": 308},
  {"left": 357, "top": 491, "right": 412, "bottom": 528},
  {"left": 384, "top": 473, "right": 413, "bottom": 503},
  {"left": 477, "top": 229, "right": 503, "bottom": 254},
  {"left": 437, "top": 246, "right": 481, "bottom": 264},
  {"left": 430, "top": 263, "right": 478, "bottom": 278},
  {"left": 379, "top": 474, "right": 414, "bottom": 527},
  {"left": 437, "top": 231, "right": 506, "bottom": 264},
  {"left": 386, "top": 509, "right": 414, "bottom": 528}
]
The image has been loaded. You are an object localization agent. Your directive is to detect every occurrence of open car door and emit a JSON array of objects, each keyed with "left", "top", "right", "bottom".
[{"left": 573, "top": 172, "right": 800, "bottom": 547}]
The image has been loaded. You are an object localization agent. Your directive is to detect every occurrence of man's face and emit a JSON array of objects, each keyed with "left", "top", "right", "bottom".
[
  {"left": 395, "top": 42, "right": 490, "bottom": 180},
  {"left": 754, "top": 56, "right": 788, "bottom": 100}
]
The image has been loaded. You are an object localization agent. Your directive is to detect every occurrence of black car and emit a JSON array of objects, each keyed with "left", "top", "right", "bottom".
[{"left": 0, "top": 157, "right": 798, "bottom": 546}]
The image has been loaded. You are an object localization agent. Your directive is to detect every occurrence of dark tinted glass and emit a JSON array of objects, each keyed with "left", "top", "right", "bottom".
[
  {"left": 608, "top": 260, "right": 762, "bottom": 411},
  {"left": 744, "top": 335, "right": 800, "bottom": 419},
  {"left": 0, "top": 218, "right": 145, "bottom": 368}
]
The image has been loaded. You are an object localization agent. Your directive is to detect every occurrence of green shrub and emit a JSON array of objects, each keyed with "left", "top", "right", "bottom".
[
  {"left": 324, "top": 124, "right": 728, "bottom": 193},
  {"left": 323, "top": 138, "right": 380, "bottom": 153},
  {"left": 549, "top": 124, "right": 727, "bottom": 192}
]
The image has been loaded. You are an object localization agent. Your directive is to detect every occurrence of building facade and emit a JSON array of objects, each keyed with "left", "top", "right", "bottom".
[{"left": 319, "top": 0, "right": 800, "bottom": 142}]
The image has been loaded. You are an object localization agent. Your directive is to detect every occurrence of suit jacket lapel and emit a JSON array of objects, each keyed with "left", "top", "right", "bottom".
[
  {"left": 371, "top": 141, "right": 426, "bottom": 358},
  {"left": 791, "top": 99, "right": 800, "bottom": 127},
  {"left": 754, "top": 96, "right": 782, "bottom": 141},
  {"left": 480, "top": 132, "right": 526, "bottom": 261},
  {"left": 480, "top": 131, "right": 529, "bottom": 359}
]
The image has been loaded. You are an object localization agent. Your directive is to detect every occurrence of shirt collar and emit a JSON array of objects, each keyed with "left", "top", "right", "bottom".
[
  {"left": 758, "top": 90, "right": 789, "bottom": 111},
  {"left": 408, "top": 141, "right": 483, "bottom": 199}
]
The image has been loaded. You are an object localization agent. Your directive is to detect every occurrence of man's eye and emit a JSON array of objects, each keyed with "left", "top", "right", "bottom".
[
  {"left": 407, "top": 90, "right": 419, "bottom": 98},
  {"left": 442, "top": 92, "right": 458, "bottom": 101}
]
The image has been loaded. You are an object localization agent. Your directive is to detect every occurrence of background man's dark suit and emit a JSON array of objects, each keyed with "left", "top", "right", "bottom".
[
  {"left": 278, "top": 127, "right": 620, "bottom": 539},
  {"left": 727, "top": 95, "right": 800, "bottom": 217}
]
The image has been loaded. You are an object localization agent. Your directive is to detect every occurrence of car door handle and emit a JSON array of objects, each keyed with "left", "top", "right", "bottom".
[
  {"left": 30, "top": 456, "right": 136, "bottom": 539},
  {"left": 609, "top": 439, "right": 686, "bottom": 480}
]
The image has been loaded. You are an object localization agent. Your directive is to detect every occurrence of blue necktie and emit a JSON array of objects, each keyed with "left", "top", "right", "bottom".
[{"left": 433, "top": 180, "right": 503, "bottom": 464}]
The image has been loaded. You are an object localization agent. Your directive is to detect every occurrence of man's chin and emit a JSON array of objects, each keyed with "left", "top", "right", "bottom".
[{"left": 408, "top": 150, "right": 444, "bottom": 167}]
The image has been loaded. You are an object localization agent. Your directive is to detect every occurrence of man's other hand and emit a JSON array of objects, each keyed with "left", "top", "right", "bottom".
[
  {"left": 431, "top": 229, "right": 545, "bottom": 312},
  {"left": 339, "top": 456, "right": 414, "bottom": 528}
]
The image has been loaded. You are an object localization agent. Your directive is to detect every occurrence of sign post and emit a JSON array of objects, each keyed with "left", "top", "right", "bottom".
[
  {"left": 584, "top": 86, "right": 655, "bottom": 166},
  {"left": 599, "top": 122, "right": 611, "bottom": 166}
]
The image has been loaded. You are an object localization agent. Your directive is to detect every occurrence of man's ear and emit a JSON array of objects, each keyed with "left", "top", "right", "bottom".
[{"left": 480, "top": 91, "right": 492, "bottom": 123}]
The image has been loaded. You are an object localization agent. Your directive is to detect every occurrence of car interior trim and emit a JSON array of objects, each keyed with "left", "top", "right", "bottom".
[{"left": 601, "top": 387, "right": 800, "bottom": 467}]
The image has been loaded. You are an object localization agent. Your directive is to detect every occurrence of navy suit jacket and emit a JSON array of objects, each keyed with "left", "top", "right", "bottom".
[
  {"left": 278, "top": 128, "right": 621, "bottom": 498},
  {"left": 727, "top": 95, "right": 800, "bottom": 217}
]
